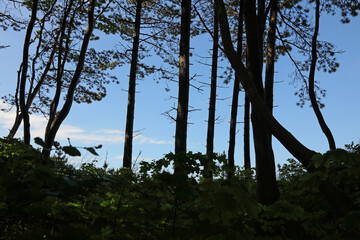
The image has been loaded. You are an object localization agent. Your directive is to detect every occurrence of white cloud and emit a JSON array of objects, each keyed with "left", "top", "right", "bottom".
[
  {"left": 0, "top": 101, "right": 171, "bottom": 146},
  {"left": 134, "top": 135, "right": 173, "bottom": 145}
]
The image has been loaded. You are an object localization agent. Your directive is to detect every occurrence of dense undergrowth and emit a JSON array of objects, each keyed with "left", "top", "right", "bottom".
[{"left": 0, "top": 138, "right": 359, "bottom": 239}]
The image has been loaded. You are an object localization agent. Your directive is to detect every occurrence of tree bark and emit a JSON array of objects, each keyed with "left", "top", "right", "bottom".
[
  {"left": 42, "top": 0, "right": 96, "bottom": 158},
  {"left": 175, "top": 0, "right": 191, "bottom": 157},
  {"left": 244, "top": 0, "right": 279, "bottom": 205},
  {"left": 244, "top": 93, "right": 251, "bottom": 170},
  {"left": 206, "top": 2, "right": 218, "bottom": 158},
  {"left": 205, "top": 3, "right": 219, "bottom": 178},
  {"left": 227, "top": 1, "right": 243, "bottom": 178},
  {"left": 264, "top": 0, "right": 278, "bottom": 144},
  {"left": 19, "top": 0, "right": 39, "bottom": 144},
  {"left": 215, "top": 0, "right": 351, "bottom": 216},
  {"left": 308, "top": 0, "right": 336, "bottom": 150},
  {"left": 123, "top": 0, "right": 143, "bottom": 169}
]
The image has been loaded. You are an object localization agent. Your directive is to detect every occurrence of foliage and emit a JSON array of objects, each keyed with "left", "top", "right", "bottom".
[{"left": 0, "top": 138, "right": 359, "bottom": 239}]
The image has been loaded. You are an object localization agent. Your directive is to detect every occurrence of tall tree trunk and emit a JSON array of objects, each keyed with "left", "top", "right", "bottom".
[
  {"left": 227, "top": 1, "right": 243, "bottom": 178},
  {"left": 256, "top": 0, "right": 265, "bottom": 64},
  {"left": 19, "top": 0, "right": 39, "bottom": 144},
  {"left": 205, "top": 3, "right": 219, "bottom": 178},
  {"left": 264, "top": 0, "right": 278, "bottom": 145},
  {"left": 244, "top": 93, "right": 251, "bottom": 169},
  {"left": 123, "top": 0, "right": 143, "bottom": 169},
  {"left": 309, "top": 0, "right": 336, "bottom": 150},
  {"left": 46, "top": 0, "right": 74, "bottom": 142},
  {"left": 42, "top": 0, "right": 96, "bottom": 158},
  {"left": 175, "top": 0, "right": 191, "bottom": 157},
  {"left": 215, "top": 0, "right": 351, "bottom": 217},
  {"left": 244, "top": 0, "right": 279, "bottom": 205}
]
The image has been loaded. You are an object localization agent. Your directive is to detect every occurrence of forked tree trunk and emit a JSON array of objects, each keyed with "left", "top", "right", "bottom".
[
  {"left": 123, "top": 0, "right": 143, "bottom": 169},
  {"left": 42, "top": 0, "right": 96, "bottom": 158},
  {"left": 175, "top": 0, "right": 191, "bottom": 158},
  {"left": 9, "top": 30, "right": 59, "bottom": 138},
  {"left": 227, "top": 1, "right": 243, "bottom": 178}
]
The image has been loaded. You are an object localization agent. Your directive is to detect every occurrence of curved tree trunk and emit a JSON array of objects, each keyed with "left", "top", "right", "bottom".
[
  {"left": 19, "top": 0, "right": 39, "bottom": 144},
  {"left": 228, "top": 1, "right": 243, "bottom": 178},
  {"left": 123, "top": 0, "right": 143, "bottom": 169},
  {"left": 308, "top": 0, "right": 336, "bottom": 150}
]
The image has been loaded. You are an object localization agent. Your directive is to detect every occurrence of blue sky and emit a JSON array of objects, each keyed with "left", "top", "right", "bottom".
[{"left": 1, "top": 8, "right": 359, "bottom": 169}]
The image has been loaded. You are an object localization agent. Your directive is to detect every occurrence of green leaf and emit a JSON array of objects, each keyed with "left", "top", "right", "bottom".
[
  {"left": 34, "top": 137, "right": 45, "bottom": 147},
  {"left": 62, "top": 146, "right": 81, "bottom": 156},
  {"left": 311, "top": 153, "right": 324, "bottom": 168},
  {"left": 85, "top": 147, "right": 99, "bottom": 156},
  {"left": 343, "top": 210, "right": 360, "bottom": 232},
  {"left": 62, "top": 176, "right": 79, "bottom": 187}
]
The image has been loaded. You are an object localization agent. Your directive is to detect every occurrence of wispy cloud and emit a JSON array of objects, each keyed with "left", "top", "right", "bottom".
[
  {"left": 0, "top": 101, "right": 171, "bottom": 146},
  {"left": 115, "top": 155, "right": 155, "bottom": 162},
  {"left": 134, "top": 135, "right": 173, "bottom": 145}
]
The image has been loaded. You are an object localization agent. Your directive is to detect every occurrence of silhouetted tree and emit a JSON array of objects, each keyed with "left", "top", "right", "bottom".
[
  {"left": 43, "top": 0, "right": 97, "bottom": 157},
  {"left": 228, "top": 0, "right": 243, "bottom": 178},
  {"left": 308, "top": 0, "right": 336, "bottom": 150},
  {"left": 19, "top": 0, "right": 39, "bottom": 144},
  {"left": 175, "top": 0, "right": 191, "bottom": 158},
  {"left": 123, "top": 0, "right": 144, "bottom": 168}
]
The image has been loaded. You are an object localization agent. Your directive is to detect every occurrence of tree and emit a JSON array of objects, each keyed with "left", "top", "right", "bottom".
[
  {"left": 3, "top": 0, "right": 118, "bottom": 144},
  {"left": 227, "top": 0, "right": 243, "bottom": 178},
  {"left": 205, "top": 1, "right": 219, "bottom": 178},
  {"left": 18, "top": 0, "right": 39, "bottom": 144},
  {"left": 308, "top": 0, "right": 336, "bottom": 150},
  {"left": 174, "top": 0, "right": 191, "bottom": 157},
  {"left": 243, "top": 93, "right": 250, "bottom": 170},
  {"left": 43, "top": 0, "right": 97, "bottom": 158},
  {"left": 243, "top": 0, "right": 279, "bottom": 205},
  {"left": 215, "top": 0, "right": 352, "bottom": 217},
  {"left": 123, "top": 0, "right": 143, "bottom": 168}
]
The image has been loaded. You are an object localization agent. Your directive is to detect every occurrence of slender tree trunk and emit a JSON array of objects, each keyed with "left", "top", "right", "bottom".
[
  {"left": 123, "top": 0, "right": 143, "bottom": 169},
  {"left": 19, "top": 0, "right": 39, "bottom": 144},
  {"left": 44, "top": 0, "right": 74, "bottom": 150},
  {"left": 256, "top": 0, "right": 265, "bottom": 64},
  {"left": 215, "top": 0, "right": 351, "bottom": 217},
  {"left": 244, "top": 0, "right": 279, "bottom": 205},
  {"left": 244, "top": 93, "right": 251, "bottom": 169},
  {"left": 264, "top": 0, "right": 278, "bottom": 145},
  {"left": 205, "top": 3, "right": 219, "bottom": 178},
  {"left": 309, "top": 0, "right": 336, "bottom": 150},
  {"left": 175, "top": 0, "right": 191, "bottom": 157},
  {"left": 42, "top": 0, "right": 96, "bottom": 158},
  {"left": 9, "top": 113, "right": 22, "bottom": 138},
  {"left": 227, "top": 2, "right": 243, "bottom": 178},
  {"left": 9, "top": 30, "right": 59, "bottom": 138}
]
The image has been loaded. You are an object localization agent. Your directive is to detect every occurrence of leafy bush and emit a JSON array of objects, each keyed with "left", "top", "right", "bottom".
[{"left": 0, "top": 138, "right": 359, "bottom": 239}]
